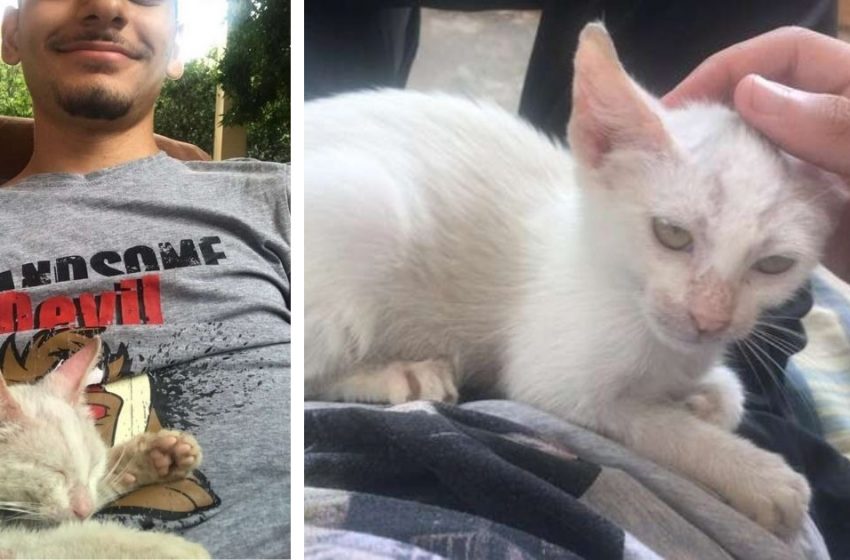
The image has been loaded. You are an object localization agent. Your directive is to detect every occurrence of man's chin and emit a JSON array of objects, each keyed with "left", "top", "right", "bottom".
[{"left": 54, "top": 86, "right": 133, "bottom": 121}]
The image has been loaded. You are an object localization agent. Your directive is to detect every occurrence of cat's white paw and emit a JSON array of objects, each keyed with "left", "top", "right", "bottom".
[
  {"left": 383, "top": 359, "right": 459, "bottom": 405},
  {"left": 325, "top": 359, "right": 459, "bottom": 404},
  {"left": 144, "top": 430, "right": 203, "bottom": 481},
  {"left": 115, "top": 430, "right": 203, "bottom": 489},
  {"left": 686, "top": 366, "right": 745, "bottom": 431},
  {"left": 722, "top": 449, "right": 811, "bottom": 540}
]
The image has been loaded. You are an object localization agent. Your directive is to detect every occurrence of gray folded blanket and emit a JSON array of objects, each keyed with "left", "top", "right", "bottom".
[{"left": 305, "top": 400, "right": 829, "bottom": 560}]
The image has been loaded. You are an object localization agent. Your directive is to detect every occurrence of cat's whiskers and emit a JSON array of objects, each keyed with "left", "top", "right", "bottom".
[
  {"left": 750, "top": 324, "right": 803, "bottom": 355},
  {"left": 0, "top": 504, "right": 39, "bottom": 513},
  {"left": 748, "top": 327, "right": 822, "bottom": 421},
  {"left": 738, "top": 337, "right": 798, "bottom": 415},
  {"left": 104, "top": 462, "right": 135, "bottom": 491},
  {"left": 734, "top": 339, "right": 775, "bottom": 407},
  {"left": 103, "top": 442, "right": 131, "bottom": 484},
  {"left": 0, "top": 501, "right": 41, "bottom": 519},
  {"left": 2, "top": 512, "right": 45, "bottom": 525},
  {"left": 739, "top": 334, "right": 819, "bottom": 423},
  {"left": 752, "top": 320, "right": 807, "bottom": 340},
  {"left": 751, "top": 323, "right": 816, "bottom": 365}
]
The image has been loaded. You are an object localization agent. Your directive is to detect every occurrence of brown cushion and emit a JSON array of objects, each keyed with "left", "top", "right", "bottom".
[
  {"left": 153, "top": 133, "right": 213, "bottom": 163},
  {"left": 0, "top": 116, "right": 35, "bottom": 183},
  {"left": 0, "top": 116, "right": 211, "bottom": 183}
]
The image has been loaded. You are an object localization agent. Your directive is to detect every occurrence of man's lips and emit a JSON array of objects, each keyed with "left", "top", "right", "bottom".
[{"left": 55, "top": 41, "right": 138, "bottom": 60}]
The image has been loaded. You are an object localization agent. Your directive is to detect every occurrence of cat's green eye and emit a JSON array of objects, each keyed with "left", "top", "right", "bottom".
[
  {"left": 754, "top": 255, "right": 796, "bottom": 275},
  {"left": 652, "top": 218, "right": 693, "bottom": 251}
]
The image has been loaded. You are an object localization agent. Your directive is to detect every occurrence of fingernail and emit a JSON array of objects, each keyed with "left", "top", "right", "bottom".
[{"left": 748, "top": 75, "right": 793, "bottom": 115}]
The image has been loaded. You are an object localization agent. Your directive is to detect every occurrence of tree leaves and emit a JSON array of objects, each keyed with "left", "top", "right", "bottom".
[
  {"left": 155, "top": 52, "right": 220, "bottom": 155},
  {"left": 219, "top": 0, "right": 290, "bottom": 162},
  {"left": 0, "top": 64, "right": 33, "bottom": 118}
]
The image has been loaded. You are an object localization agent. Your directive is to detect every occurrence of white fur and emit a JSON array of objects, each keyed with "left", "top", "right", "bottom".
[
  {"left": 1, "top": 521, "right": 208, "bottom": 559},
  {"left": 0, "top": 340, "right": 207, "bottom": 558},
  {"left": 305, "top": 24, "right": 840, "bottom": 540}
]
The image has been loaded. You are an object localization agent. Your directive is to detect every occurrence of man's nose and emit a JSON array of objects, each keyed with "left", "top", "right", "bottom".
[{"left": 78, "top": 0, "right": 129, "bottom": 29}]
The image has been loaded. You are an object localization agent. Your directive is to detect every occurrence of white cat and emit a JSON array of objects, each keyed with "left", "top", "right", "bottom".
[
  {"left": 305, "top": 23, "right": 845, "bottom": 540},
  {"left": 0, "top": 337, "right": 207, "bottom": 559}
]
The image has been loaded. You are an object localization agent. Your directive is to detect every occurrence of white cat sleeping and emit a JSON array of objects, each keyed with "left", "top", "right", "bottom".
[
  {"left": 0, "top": 337, "right": 207, "bottom": 559},
  {"left": 305, "top": 22, "right": 845, "bottom": 540}
]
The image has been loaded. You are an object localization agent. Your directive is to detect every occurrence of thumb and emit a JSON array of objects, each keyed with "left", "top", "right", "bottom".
[{"left": 734, "top": 74, "right": 850, "bottom": 178}]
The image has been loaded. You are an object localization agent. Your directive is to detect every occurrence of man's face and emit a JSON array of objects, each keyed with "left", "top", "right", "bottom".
[{"left": 1, "top": 0, "right": 182, "bottom": 123}]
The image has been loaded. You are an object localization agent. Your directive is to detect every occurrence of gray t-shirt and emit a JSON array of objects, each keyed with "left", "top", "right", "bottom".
[{"left": 0, "top": 152, "right": 290, "bottom": 558}]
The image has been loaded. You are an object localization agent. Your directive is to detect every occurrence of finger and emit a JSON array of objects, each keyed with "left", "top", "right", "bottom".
[
  {"left": 664, "top": 27, "right": 850, "bottom": 107},
  {"left": 734, "top": 74, "right": 850, "bottom": 178}
]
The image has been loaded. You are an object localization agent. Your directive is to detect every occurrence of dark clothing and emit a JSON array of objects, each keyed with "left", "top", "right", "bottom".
[{"left": 306, "top": 1, "right": 837, "bottom": 140}]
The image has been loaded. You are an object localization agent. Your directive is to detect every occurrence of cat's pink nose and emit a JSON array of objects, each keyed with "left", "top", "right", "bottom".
[
  {"left": 689, "top": 272, "right": 735, "bottom": 336},
  {"left": 72, "top": 502, "right": 92, "bottom": 519},
  {"left": 70, "top": 491, "right": 93, "bottom": 519},
  {"left": 690, "top": 312, "right": 731, "bottom": 335}
]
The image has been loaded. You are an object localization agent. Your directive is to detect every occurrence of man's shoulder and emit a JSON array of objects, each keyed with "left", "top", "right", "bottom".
[
  {"left": 181, "top": 157, "right": 290, "bottom": 184},
  {"left": 176, "top": 157, "right": 290, "bottom": 214}
]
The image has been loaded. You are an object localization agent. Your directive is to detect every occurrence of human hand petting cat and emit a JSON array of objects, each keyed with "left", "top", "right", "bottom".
[{"left": 664, "top": 26, "right": 850, "bottom": 282}]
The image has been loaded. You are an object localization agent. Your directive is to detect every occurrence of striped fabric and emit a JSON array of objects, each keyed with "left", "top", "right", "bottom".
[{"left": 787, "top": 267, "right": 850, "bottom": 461}]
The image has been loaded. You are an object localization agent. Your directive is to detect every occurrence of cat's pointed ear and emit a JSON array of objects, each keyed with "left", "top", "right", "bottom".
[
  {"left": 0, "top": 373, "right": 23, "bottom": 422},
  {"left": 44, "top": 337, "right": 102, "bottom": 405},
  {"left": 568, "top": 23, "right": 672, "bottom": 168}
]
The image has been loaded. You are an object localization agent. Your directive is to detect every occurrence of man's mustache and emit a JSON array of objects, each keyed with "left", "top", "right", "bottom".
[{"left": 48, "top": 30, "right": 152, "bottom": 61}]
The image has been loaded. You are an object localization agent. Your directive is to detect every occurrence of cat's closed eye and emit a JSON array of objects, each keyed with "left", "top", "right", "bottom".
[
  {"left": 754, "top": 255, "right": 796, "bottom": 275},
  {"left": 652, "top": 218, "right": 693, "bottom": 251},
  {"left": 38, "top": 465, "right": 69, "bottom": 481}
]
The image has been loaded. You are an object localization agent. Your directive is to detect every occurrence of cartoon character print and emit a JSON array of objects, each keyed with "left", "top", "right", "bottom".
[{"left": 0, "top": 328, "right": 219, "bottom": 523}]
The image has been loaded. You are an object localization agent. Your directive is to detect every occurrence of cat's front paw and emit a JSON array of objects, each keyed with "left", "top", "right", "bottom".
[
  {"left": 145, "top": 430, "right": 203, "bottom": 481},
  {"left": 723, "top": 449, "right": 811, "bottom": 540},
  {"left": 384, "top": 359, "right": 459, "bottom": 405},
  {"left": 685, "top": 366, "right": 745, "bottom": 431},
  {"left": 113, "top": 430, "right": 203, "bottom": 489},
  {"left": 324, "top": 359, "right": 459, "bottom": 404}
]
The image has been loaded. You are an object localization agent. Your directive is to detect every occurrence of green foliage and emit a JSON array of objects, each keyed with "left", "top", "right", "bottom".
[
  {"left": 245, "top": 95, "right": 290, "bottom": 162},
  {"left": 219, "top": 0, "right": 290, "bottom": 162},
  {"left": 154, "top": 53, "right": 219, "bottom": 155},
  {"left": 0, "top": 63, "right": 33, "bottom": 117}
]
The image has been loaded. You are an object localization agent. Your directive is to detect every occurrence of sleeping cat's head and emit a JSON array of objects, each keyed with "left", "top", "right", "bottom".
[
  {"left": 568, "top": 23, "right": 846, "bottom": 351},
  {"left": 0, "top": 338, "right": 107, "bottom": 524}
]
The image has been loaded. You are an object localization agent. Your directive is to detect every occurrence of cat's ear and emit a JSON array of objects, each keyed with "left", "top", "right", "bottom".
[
  {"left": 44, "top": 337, "right": 102, "bottom": 405},
  {"left": 568, "top": 22, "right": 673, "bottom": 168},
  {"left": 0, "top": 373, "right": 23, "bottom": 422}
]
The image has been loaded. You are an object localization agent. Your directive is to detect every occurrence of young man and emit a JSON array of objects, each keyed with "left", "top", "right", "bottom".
[{"left": 0, "top": 1, "right": 290, "bottom": 557}]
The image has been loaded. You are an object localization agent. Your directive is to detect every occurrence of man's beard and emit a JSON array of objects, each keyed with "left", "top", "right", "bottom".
[{"left": 54, "top": 85, "right": 133, "bottom": 120}]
